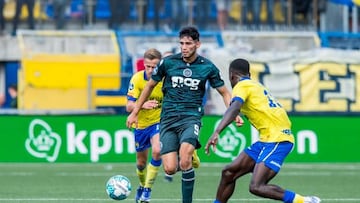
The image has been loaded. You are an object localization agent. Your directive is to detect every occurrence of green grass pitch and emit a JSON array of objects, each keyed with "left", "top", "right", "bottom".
[{"left": 0, "top": 163, "right": 359, "bottom": 202}]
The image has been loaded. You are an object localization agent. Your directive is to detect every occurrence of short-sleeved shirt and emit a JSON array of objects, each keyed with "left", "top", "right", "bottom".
[
  {"left": 232, "top": 77, "right": 294, "bottom": 143},
  {"left": 127, "top": 70, "right": 163, "bottom": 129},
  {"left": 152, "top": 53, "right": 225, "bottom": 120}
]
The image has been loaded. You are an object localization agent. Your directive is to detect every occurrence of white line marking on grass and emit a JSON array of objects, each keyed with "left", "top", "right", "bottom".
[
  {"left": 1, "top": 198, "right": 360, "bottom": 202},
  {"left": 0, "top": 171, "right": 359, "bottom": 177}
]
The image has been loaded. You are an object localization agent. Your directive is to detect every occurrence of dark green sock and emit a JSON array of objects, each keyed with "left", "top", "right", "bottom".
[{"left": 182, "top": 168, "right": 195, "bottom": 203}]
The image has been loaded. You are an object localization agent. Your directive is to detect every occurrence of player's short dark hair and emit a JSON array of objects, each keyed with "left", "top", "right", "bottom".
[
  {"left": 229, "top": 58, "right": 250, "bottom": 75},
  {"left": 179, "top": 26, "right": 200, "bottom": 41}
]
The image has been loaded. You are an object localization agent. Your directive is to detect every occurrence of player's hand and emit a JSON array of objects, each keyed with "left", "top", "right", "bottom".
[
  {"left": 205, "top": 133, "right": 219, "bottom": 155},
  {"left": 235, "top": 115, "right": 244, "bottom": 127},
  {"left": 126, "top": 112, "right": 138, "bottom": 129},
  {"left": 142, "top": 100, "right": 159, "bottom": 110}
]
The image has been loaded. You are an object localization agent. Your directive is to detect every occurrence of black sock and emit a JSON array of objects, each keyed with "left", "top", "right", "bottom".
[{"left": 182, "top": 168, "right": 195, "bottom": 203}]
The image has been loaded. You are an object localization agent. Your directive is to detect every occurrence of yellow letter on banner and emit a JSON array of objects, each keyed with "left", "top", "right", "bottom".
[
  {"left": 249, "top": 63, "right": 266, "bottom": 83},
  {"left": 295, "top": 63, "right": 348, "bottom": 112},
  {"left": 349, "top": 64, "right": 360, "bottom": 111},
  {"left": 250, "top": 62, "right": 293, "bottom": 111}
]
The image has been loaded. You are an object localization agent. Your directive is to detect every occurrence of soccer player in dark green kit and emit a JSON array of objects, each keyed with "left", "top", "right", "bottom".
[{"left": 127, "top": 26, "right": 237, "bottom": 203}]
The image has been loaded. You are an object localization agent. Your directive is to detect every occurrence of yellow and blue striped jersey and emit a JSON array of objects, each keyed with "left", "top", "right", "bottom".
[
  {"left": 127, "top": 70, "right": 163, "bottom": 129},
  {"left": 232, "top": 77, "right": 294, "bottom": 143}
]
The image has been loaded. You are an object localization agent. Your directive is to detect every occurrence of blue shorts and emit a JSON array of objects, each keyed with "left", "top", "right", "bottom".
[
  {"left": 244, "top": 141, "right": 294, "bottom": 173},
  {"left": 134, "top": 123, "right": 160, "bottom": 152}
]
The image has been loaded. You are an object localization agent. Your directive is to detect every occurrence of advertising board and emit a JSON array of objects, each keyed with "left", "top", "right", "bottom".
[{"left": 0, "top": 115, "right": 358, "bottom": 163}]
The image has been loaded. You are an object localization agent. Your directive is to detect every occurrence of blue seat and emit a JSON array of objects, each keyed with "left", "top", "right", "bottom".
[
  {"left": 129, "top": 0, "right": 172, "bottom": 20},
  {"left": 45, "top": 0, "right": 84, "bottom": 18},
  {"left": 95, "top": 0, "right": 110, "bottom": 19}
]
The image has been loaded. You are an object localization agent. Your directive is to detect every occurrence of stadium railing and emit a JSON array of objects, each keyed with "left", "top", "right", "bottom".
[{"left": 318, "top": 32, "right": 360, "bottom": 50}]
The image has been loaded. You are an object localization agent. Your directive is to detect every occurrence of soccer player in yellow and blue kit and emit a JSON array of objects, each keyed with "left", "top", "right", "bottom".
[
  {"left": 126, "top": 48, "right": 163, "bottom": 203},
  {"left": 205, "top": 58, "right": 321, "bottom": 203}
]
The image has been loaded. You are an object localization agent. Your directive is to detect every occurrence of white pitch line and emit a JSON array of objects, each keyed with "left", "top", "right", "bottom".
[
  {"left": 1, "top": 163, "right": 360, "bottom": 169},
  {"left": 0, "top": 171, "right": 358, "bottom": 177},
  {"left": 0, "top": 198, "right": 360, "bottom": 202}
]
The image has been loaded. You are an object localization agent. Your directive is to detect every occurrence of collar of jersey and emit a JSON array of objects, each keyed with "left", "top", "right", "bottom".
[
  {"left": 182, "top": 55, "right": 201, "bottom": 65},
  {"left": 143, "top": 70, "right": 149, "bottom": 81},
  {"left": 239, "top": 76, "right": 250, "bottom": 81}
]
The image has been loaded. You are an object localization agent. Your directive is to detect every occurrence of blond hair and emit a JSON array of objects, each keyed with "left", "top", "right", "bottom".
[{"left": 144, "top": 48, "right": 162, "bottom": 60}]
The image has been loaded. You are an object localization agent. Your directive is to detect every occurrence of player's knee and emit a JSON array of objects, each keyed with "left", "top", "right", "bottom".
[
  {"left": 179, "top": 158, "right": 192, "bottom": 171},
  {"left": 151, "top": 148, "right": 161, "bottom": 160},
  {"left": 249, "top": 183, "right": 263, "bottom": 196},
  {"left": 136, "top": 163, "right": 146, "bottom": 171},
  {"left": 221, "top": 167, "right": 235, "bottom": 181},
  {"left": 136, "top": 158, "right": 147, "bottom": 168},
  {"left": 163, "top": 166, "right": 177, "bottom": 175}
]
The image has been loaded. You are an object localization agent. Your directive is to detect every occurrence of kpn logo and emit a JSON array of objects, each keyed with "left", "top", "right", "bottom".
[
  {"left": 213, "top": 120, "right": 247, "bottom": 160},
  {"left": 24, "top": 118, "right": 135, "bottom": 162},
  {"left": 25, "top": 119, "right": 61, "bottom": 162}
]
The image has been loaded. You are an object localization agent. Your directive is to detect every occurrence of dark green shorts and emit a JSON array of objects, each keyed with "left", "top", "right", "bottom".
[{"left": 159, "top": 116, "right": 202, "bottom": 155}]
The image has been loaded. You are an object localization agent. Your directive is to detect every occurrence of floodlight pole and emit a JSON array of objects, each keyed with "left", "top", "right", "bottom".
[
  {"left": 87, "top": 0, "right": 95, "bottom": 27},
  {"left": 188, "top": 0, "right": 194, "bottom": 26},
  {"left": 137, "top": 0, "right": 146, "bottom": 26},
  {"left": 313, "top": 0, "right": 318, "bottom": 29},
  {"left": 287, "top": 0, "right": 292, "bottom": 26}
]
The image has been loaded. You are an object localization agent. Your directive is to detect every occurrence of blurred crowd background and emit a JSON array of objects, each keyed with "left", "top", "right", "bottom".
[
  {"left": 0, "top": 0, "right": 359, "bottom": 114},
  {"left": 0, "top": 0, "right": 359, "bottom": 35}
]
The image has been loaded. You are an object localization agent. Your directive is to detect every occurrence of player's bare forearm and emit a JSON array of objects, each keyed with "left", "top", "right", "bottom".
[
  {"left": 134, "top": 79, "right": 157, "bottom": 113},
  {"left": 127, "top": 100, "right": 158, "bottom": 113},
  {"left": 126, "top": 111, "right": 138, "bottom": 128},
  {"left": 126, "top": 100, "right": 136, "bottom": 113},
  {"left": 216, "top": 86, "right": 231, "bottom": 108},
  {"left": 126, "top": 80, "right": 157, "bottom": 128},
  {"left": 206, "top": 102, "right": 240, "bottom": 155},
  {"left": 215, "top": 102, "right": 241, "bottom": 134},
  {"left": 142, "top": 100, "right": 159, "bottom": 110}
]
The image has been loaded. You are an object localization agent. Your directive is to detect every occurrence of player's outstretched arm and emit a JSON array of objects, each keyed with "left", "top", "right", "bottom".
[
  {"left": 215, "top": 85, "right": 231, "bottom": 108},
  {"left": 127, "top": 100, "right": 159, "bottom": 112},
  {"left": 126, "top": 79, "right": 158, "bottom": 128},
  {"left": 205, "top": 101, "right": 242, "bottom": 155},
  {"left": 215, "top": 86, "right": 244, "bottom": 126},
  {"left": 205, "top": 132, "right": 220, "bottom": 155}
]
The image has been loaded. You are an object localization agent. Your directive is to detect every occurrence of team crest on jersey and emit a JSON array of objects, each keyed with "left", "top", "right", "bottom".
[
  {"left": 129, "top": 83, "right": 134, "bottom": 90},
  {"left": 183, "top": 68, "right": 192, "bottom": 77}
]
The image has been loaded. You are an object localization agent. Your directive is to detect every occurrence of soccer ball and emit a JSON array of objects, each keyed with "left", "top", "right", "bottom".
[{"left": 106, "top": 175, "right": 132, "bottom": 200}]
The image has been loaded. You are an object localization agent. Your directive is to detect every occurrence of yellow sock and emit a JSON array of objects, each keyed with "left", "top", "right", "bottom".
[
  {"left": 136, "top": 167, "right": 147, "bottom": 187},
  {"left": 293, "top": 194, "right": 305, "bottom": 203},
  {"left": 144, "top": 162, "right": 160, "bottom": 188}
]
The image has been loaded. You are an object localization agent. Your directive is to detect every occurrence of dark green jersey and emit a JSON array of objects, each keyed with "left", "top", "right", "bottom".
[{"left": 152, "top": 53, "right": 225, "bottom": 118}]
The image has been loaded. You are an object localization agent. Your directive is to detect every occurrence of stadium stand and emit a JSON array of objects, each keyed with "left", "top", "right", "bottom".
[
  {"left": 319, "top": 32, "right": 360, "bottom": 49},
  {"left": 0, "top": 0, "right": 359, "bottom": 113},
  {"left": 16, "top": 30, "right": 122, "bottom": 110},
  {"left": 93, "top": 30, "right": 133, "bottom": 114}
]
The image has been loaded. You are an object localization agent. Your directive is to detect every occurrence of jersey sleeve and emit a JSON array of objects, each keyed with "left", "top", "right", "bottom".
[
  {"left": 231, "top": 83, "right": 247, "bottom": 104},
  {"left": 151, "top": 58, "right": 165, "bottom": 82},
  {"left": 127, "top": 73, "right": 141, "bottom": 101},
  {"left": 208, "top": 64, "right": 225, "bottom": 88}
]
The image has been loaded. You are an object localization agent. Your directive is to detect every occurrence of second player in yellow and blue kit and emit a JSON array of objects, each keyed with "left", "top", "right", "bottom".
[{"left": 126, "top": 48, "right": 163, "bottom": 203}]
